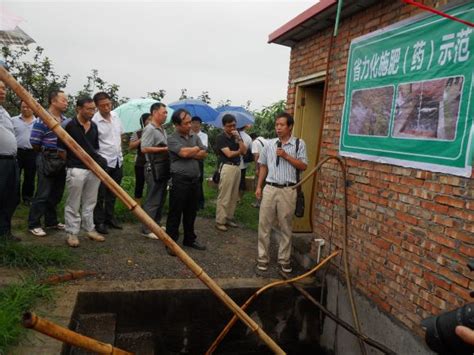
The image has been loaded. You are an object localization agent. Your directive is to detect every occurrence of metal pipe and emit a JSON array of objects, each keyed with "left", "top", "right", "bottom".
[
  {"left": 206, "top": 250, "right": 341, "bottom": 354},
  {"left": 294, "top": 155, "right": 367, "bottom": 355},
  {"left": 0, "top": 66, "right": 284, "bottom": 354},
  {"left": 279, "top": 272, "right": 397, "bottom": 355},
  {"left": 22, "top": 312, "right": 132, "bottom": 355}
]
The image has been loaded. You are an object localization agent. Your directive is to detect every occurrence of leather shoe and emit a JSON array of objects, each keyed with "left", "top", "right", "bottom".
[
  {"left": 106, "top": 220, "right": 123, "bottom": 229},
  {"left": 6, "top": 233, "right": 21, "bottom": 242},
  {"left": 183, "top": 241, "right": 206, "bottom": 251},
  {"left": 95, "top": 223, "right": 109, "bottom": 235}
]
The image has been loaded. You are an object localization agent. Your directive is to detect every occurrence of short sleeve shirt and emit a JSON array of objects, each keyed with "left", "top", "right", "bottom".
[
  {"left": 12, "top": 115, "right": 37, "bottom": 149},
  {"left": 0, "top": 106, "right": 17, "bottom": 155},
  {"left": 168, "top": 132, "right": 205, "bottom": 178},
  {"left": 259, "top": 136, "right": 308, "bottom": 184},
  {"left": 141, "top": 122, "right": 168, "bottom": 163},
  {"left": 58, "top": 118, "right": 100, "bottom": 169},
  {"left": 215, "top": 132, "right": 240, "bottom": 165}
]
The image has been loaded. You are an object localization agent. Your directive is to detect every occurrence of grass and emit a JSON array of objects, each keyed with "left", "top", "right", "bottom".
[
  {"left": 0, "top": 278, "right": 52, "bottom": 353},
  {"left": 0, "top": 241, "right": 75, "bottom": 269}
]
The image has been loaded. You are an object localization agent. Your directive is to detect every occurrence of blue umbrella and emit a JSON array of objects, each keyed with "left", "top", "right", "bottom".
[
  {"left": 210, "top": 105, "right": 255, "bottom": 129},
  {"left": 113, "top": 98, "right": 174, "bottom": 133},
  {"left": 168, "top": 99, "right": 218, "bottom": 123}
]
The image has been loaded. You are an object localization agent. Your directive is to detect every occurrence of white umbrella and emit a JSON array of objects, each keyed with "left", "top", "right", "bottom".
[{"left": 0, "top": 6, "right": 35, "bottom": 46}]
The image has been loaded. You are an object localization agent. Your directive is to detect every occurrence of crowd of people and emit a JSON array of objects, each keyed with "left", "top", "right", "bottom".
[{"left": 0, "top": 80, "right": 308, "bottom": 273}]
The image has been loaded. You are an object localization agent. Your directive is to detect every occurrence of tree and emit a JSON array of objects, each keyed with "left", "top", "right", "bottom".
[
  {"left": 197, "top": 91, "right": 211, "bottom": 104},
  {"left": 1, "top": 45, "right": 69, "bottom": 115},
  {"left": 179, "top": 88, "right": 189, "bottom": 100},
  {"left": 248, "top": 100, "right": 286, "bottom": 139},
  {"left": 147, "top": 90, "right": 166, "bottom": 101}
]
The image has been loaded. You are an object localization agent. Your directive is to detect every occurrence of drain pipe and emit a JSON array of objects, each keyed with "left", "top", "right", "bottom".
[
  {"left": 279, "top": 272, "right": 396, "bottom": 355},
  {"left": 206, "top": 250, "right": 341, "bottom": 354},
  {"left": 0, "top": 67, "right": 283, "bottom": 354},
  {"left": 22, "top": 312, "right": 132, "bottom": 355},
  {"left": 293, "top": 156, "right": 366, "bottom": 355}
]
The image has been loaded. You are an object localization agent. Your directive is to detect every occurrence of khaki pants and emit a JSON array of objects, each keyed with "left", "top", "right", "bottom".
[
  {"left": 257, "top": 185, "right": 296, "bottom": 265},
  {"left": 215, "top": 164, "right": 241, "bottom": 225}
]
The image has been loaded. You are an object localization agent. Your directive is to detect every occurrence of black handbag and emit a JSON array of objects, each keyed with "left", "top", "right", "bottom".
[
  {"left": 212, "top": 163, "right": 223, "bottom": 184},
  {"left": 151, "top": 160, "right": 170, "bottom": 182},
  {"left": 41, "top": 151, "right": 66, "bottom": 177},
  {"left": 294, "top": 138, "right": 305, "bottom": 218}
]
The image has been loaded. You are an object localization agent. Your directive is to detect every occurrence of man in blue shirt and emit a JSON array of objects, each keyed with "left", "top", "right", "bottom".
[{"left": 28, "top": 90, "right": 69, "bottom": 237}]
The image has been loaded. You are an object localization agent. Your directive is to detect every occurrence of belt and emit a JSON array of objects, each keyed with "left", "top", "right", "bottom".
[
  {"left": 223, "top": 162, "right": 239, "bottom": 166},
  {"left": 43, "top": 148, "right": 58, "bottom": 152},
  {"left": 0, "top": 154, "right": 16, "bottom": 160},
  {"left": 267, "top": 182, "right": 296, "bottom": 188},
  {"left": 18, "top": 148, "right": 34, "bottom": 152}
]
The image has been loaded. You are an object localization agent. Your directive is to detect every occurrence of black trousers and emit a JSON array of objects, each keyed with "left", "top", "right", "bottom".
[
  {"left": 0, "top": 158, "right": 19, "bottom": 238},
  {"left": 17, "top": 148, "right": 37, "bottom": 202},
  {"left": 165, "top": 174, "right": 199, "bottom": 244},
  {"left": 28, "top": 154, "right": 65, "bottom": 229},
  {"left": 94, "top": 164, "right": 123, "bottom": 225},
  {"left": 197, "top": 160, "right": 205, "bottom": 209},
  {"left": 134, "top": 165, "right": 145, "bottom": 199}
]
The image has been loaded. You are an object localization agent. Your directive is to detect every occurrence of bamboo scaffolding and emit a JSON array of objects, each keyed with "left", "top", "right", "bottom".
[
  {"left": 0, "top": 66, "right": 284, "bottom": 354},
  {"left": 22, "top": 312, "right": 132, "bottom": 355}
]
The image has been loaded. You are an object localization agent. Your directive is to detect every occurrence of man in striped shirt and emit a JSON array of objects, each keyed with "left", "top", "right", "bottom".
[
  {"left": 28, "top": 90, "right": 69, "bottom": 237},
  {"left": 255, "top": 112, "right": 307, "bottom": 274}
]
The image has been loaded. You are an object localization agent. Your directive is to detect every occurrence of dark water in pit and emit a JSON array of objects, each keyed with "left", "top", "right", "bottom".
[{"left": 63, "top": 286, "right": 327, "bottom": 354}]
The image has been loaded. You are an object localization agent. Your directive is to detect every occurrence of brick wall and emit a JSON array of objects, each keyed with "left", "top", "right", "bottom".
[{"left": 286, "top": 0, "right": 473, "bottom": 335}]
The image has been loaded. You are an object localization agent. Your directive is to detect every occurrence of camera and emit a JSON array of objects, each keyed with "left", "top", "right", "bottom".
[{"left": 421, "top": 260, "right": 474, "bottom": 354}]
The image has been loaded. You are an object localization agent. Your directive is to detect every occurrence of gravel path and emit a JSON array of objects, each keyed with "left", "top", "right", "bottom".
[{"left": 19, "top": 217, "right": 298, "bottom": 281}]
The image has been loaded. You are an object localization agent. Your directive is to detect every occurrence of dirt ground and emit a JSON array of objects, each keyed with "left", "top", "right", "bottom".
[{"left": 15, "top": 217, "right": 299, "bottom": 281}]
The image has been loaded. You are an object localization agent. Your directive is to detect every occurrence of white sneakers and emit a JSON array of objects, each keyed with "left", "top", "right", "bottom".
[
  {"left": 29, "top": 227, "right": 47, "bottom": 237},
  {"left": 142, "top": 232, "right": 159, "bottom": 240}
]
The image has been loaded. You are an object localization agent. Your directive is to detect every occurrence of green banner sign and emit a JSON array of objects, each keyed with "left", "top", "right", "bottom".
[{"left": 340, "top": 2, "right": 474, "bottom": 177}]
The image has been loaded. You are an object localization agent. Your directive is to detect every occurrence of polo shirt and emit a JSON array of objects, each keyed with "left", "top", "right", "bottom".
[
  {"left": 168, "top": 132, "right": 205, "bottom": 178},
  {"left": 0, "top": 106, "right": 17, "bottom": 156},
  {"left": 58, "top": 117, "right": 100, "bottom": 169},
  {"left": 215, "top": 132, "right": 240, "bottom": 165},
  {"left": 141, "top": 122, "right": 168, "bottom": 163},
  {"left": 30, "top": 114, "right": 68, "bottom": 150}
]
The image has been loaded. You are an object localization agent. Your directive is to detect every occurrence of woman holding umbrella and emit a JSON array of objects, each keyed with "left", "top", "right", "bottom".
[{"left": 128, "top": 113, "right": 151, "bottom": 205}]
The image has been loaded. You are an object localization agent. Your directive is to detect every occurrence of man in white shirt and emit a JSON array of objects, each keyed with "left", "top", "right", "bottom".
[
  {"left": 92, "top": 92, "right": 124, "bottom": 235},
  {"left": 191, "top": 116, "right": 208, "bottom": 209},
  {"left": 238, "top": 126, "right": 253, "bottom": 199},
  {"left": 251, "top": 134, "right": 267, "bottom": 208},
  {"left": 12, "top": 101, "right": 37, "bottom": 205}
]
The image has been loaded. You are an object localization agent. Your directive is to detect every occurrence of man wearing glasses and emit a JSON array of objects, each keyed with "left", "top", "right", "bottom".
[
  {"left": 214, "top": 114, "right": 247, "bottom": 231},
  {"left": 92, "top": 92, "right": 125, "bottom": 235}
]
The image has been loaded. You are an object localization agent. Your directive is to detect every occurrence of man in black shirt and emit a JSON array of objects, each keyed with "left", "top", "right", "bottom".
[
  {"left": 165, "top": 109, "right": 207, "bottom": 255},
  {"left": 214, "top": 114, "right": 246, "bottom": 231},
  {"left": 58, "top": 97, "right": 106, "bottom": 247}
]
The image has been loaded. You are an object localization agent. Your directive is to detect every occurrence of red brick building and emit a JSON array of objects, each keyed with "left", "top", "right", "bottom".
[{"left": 270, "top": 1, "right": 473, "bottom": 353}]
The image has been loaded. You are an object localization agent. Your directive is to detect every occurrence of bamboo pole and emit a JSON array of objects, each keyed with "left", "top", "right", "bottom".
[
  {"left": 0, "top": 67, "right": 284, "bottom": 354},
  {"left": 22, "top": 312, "right": 132, "bottom": 355}
]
